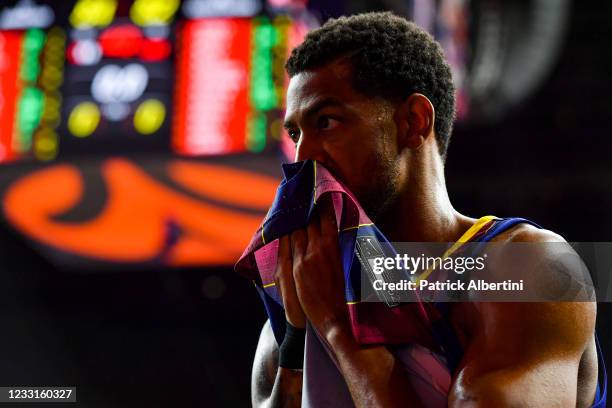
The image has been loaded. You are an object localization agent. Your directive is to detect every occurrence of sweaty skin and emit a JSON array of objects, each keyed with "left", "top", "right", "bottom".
[{"left": 251, "top": 58, "right": 598, "bottom": 407}]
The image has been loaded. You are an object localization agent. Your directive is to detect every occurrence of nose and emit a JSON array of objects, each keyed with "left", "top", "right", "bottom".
[{"left": 294, "top": 132, "right": 327, "bottom": 163}]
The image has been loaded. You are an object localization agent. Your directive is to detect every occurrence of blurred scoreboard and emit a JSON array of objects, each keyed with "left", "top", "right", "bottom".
[
  {"left": 0, "top": 15, "right": 64, "bottom": 162},
  {"left": 0, "top": 0, "right": 311, "bottom": 164}
]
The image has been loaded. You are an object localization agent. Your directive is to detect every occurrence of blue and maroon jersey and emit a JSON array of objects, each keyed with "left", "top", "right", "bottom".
[{"left": 235, "top": 159, "right": 606, "bottom": 407}]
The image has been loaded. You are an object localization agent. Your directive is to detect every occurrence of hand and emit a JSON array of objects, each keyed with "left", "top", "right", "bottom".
[
  {"left": 274, "top": 234, "right": 307, "bottom": 328},
  {"left": 290, "top": 195, "right": 352, "bottom": 341},
  {"left": 276, "top": 197, "right": 422, "bottom": 408}
]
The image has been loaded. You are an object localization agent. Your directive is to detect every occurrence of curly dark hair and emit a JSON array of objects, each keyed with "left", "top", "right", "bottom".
[{"left": 285, "top": 11, "right": 456, "bottom": 159}]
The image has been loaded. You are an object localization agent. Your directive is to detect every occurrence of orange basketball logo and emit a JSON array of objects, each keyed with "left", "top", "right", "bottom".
[{"left": 2, "top": 158, "right": 278, "bottom": 267}]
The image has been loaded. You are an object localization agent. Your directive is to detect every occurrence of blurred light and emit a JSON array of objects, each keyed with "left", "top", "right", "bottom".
[
  {"left": 91, "top": 63, "right": 149, "bottom": 104},
  {"left": 436, "top": 0, "right": 469, "bottom": 120},
  {"left": 35, "top": 27, "right": 66, "bottom": 161},
  {"left": 99, "top": 25, "right": 143, "bottom": 59},
  {"left": 68, "top": 101, "right": 100, "bottom": 137},
  {"left": 70, "top": 0, "right": 118, "bottom": 29},
  {"left": 40, "top": 63, "right": 63, "bottom": 89},
  {"left": 182, "top": 0, "right": 261, "bottom": 18},
  {"left": 246, "top": 113, "right": 266, "bottom": 152},
  {"left": 67, "top": 40, "right": 102, "bottom": 65},
  {"left": 40, "top": 91, "right": 61, "bottom": 128},
  {"left": 0, "top": 0, "right": 55, "bottom": 30},
  {"left": 173, "top": 15, "right": 309, "bottom": 157},
  {"left": 23, "top": 28, "right": 45, "bottom": 53},
  {"left": 173, "top": 19, "right": 250, "bottom": 155},
  {"left": 20, "top": 29, "right": 45, "bottom": 82},
  {"left": 101, "top": 102, "right": 130, "bottom": 121},
  {"left": 130, "top": 0, "right": 180, "bottom": 26},
  {"left": 143, "top": 24, "right": 170, "bottom": 39},
  {"left": 250, "top": 19, "right": 278, "bottom": 110},
  {"left": 288, "top": 16, "right": 309, "bottom": 48},
  {"left": 70, "top": 28, "right": 96, "bottom": 41},
  {"left": 271, "top": 16, "right": 290, "bottom": 106},
  {"left": 16, "top": 86, "right": 45, "bottom": 150},
  {"left": 269, "top": 117, "right": 282, "bottom": 139},
  {"left": 40, "top": 28, "right": 66, "bottom": 91},
  {"left": 0, "top": 31, "right": 22, "bottom": 162},
  {"left": 0, "top": 25, "right": 67, "bottom": 162},
  {"left": 33, "top": 128, "right": 58, "bottom": 161},
  {"left": 413, "top": 0, "right": 436, "bottom": 33},
  {"left": 267, "top": 0, "right": 308, "bottom": 10},
  {"left": 140, "top": 38, "right": 172, "bottom": 61},
  {"left": 134, "top": 99, "right": 166, "bottom": 135}
]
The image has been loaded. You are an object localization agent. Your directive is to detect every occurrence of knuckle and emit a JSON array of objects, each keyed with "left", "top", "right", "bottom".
[
  {"left": 292, "top": 258, "right": 304, "bottom": 273},
  {"left": 302, "top": 252, "right": 318, "bottom": 268},
  {"left": 275, "top": 257, "right": 291, "bottom": 275}
]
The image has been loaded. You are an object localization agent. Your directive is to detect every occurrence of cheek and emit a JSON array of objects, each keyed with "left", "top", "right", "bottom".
[
  {"left": 356, "top": 139, "right": 400, "bottom": 201},
  {"left": 326, "top": 137, "right": 374, "bottom": 178},
  {"left": 337, "top": 148, "right": 394, "bottom": 201},
  {"left": 322, "top": 123, "right": 397, "bottom": 198},
  {"left": 361, "top": 152, "right": 395, "bottom": 190}
]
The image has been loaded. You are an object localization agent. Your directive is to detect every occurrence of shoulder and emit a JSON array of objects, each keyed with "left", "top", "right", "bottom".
[
  {"left": 458, "top": 219, "right": 596, "bottom": 352},
  {"left": 486, "top": 220, "right": 594, "bottom": 301},
  {"left": 490, "top": 221, "right": 565, "bottom": 243}
]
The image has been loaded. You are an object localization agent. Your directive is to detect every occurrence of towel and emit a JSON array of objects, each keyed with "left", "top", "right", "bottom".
[{"left": 235, "top": 159, "right": 436, "bottom": 349}]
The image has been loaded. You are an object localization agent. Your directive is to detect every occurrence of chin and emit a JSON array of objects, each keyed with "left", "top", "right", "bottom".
[{"left": 363, "top": 184, "right": 401, "bottom": 221}]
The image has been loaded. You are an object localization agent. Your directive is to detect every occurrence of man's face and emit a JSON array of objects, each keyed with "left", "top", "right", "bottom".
[{"left": 283, "top": 59, "right": 402, "bottom": 219}]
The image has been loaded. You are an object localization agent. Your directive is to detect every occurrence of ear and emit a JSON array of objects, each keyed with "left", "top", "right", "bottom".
[{"left": 396, "top": 93, "right": 435, "bottom": 151}]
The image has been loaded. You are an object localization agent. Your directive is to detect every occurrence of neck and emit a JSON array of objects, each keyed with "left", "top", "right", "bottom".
[{"left": 376, "top": 147, "right": 474, "bottom": 243}]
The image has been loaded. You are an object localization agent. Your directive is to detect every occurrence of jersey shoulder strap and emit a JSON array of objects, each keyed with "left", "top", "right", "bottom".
[{"left": 434, "top": 216, "right": 606, "bottom": 408}]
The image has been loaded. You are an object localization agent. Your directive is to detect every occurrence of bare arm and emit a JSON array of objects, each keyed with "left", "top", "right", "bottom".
[
  {"left": 252, "top": 232, "right": 307, "bottom": 408},
  {"left": 251, "top": 320, "right": 303, "bottom": 408},
  {"left": 449, "top": 301, "right": 596, "bottom": 407},
  {"left": 449, "top": 227, "right": 598, "bottom": 407}
]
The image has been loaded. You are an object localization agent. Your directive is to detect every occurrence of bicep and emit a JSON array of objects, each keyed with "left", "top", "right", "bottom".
[
  {"left": 252, "top": 320, "right": 279, "bottom": 406},
  {"left": 449, "top": 301, "right": 596, "bottom": 407}
]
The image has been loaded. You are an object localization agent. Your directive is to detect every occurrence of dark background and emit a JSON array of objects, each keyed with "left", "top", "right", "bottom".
[{"left": 0, "top": 0, "right": 610, "bottom": 406}]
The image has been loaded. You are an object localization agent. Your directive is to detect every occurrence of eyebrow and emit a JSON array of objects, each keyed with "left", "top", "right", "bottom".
[{"left": 283, "top": 97, "right": 345, "bottom": 130}]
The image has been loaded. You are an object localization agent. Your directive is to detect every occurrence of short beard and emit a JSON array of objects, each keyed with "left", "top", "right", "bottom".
[{"left": 355, "top": 153, "right": 400, "bottom": 222}]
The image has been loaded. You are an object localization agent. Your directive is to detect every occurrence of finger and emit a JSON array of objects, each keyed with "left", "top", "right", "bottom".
[
  {"left": 306, "top": 206, "right": 321, "bottom": 243},
  {"left": 275, "top": 235, "right": 306, "bottom": 328},
  {"left": 275, "top": 234, "right": 292, "bottom": 279},
  {"left": 290, "top": 228, "right": 307, "bottom": 261},
  {"left": 290, "top": 228, "right": 308, "bottom": 294},
  {"left": 318, "top": 194, "right": 338, "bottom": 238}
]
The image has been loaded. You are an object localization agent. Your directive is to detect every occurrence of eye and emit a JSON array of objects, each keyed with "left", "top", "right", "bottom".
[
  {"left": 317, "top": 116, "right": 340, "bottom": 131},
  {"left": 287, "top": 128, "right": 300, "bottom": 144}
]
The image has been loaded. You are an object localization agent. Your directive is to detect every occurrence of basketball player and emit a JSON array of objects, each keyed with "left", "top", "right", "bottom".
[{"left": 251, "top": 12, "right": 601, "bottom": 407}]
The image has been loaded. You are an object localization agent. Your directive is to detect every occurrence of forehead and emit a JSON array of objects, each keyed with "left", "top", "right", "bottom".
[{"left": 285, "top": 60, "right": 359, "bottom": 112}]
